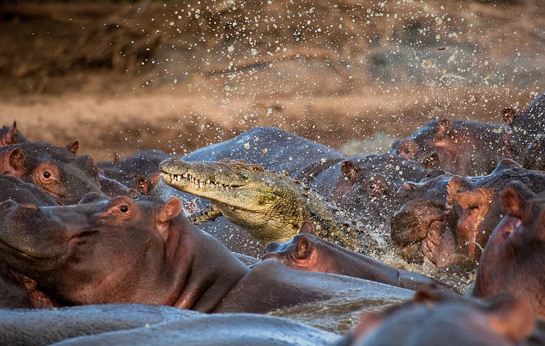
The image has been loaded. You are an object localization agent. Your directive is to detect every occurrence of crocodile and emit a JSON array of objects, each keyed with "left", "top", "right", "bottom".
[{"left": 159, "top": 159, "right": 372, "bottom": 252}]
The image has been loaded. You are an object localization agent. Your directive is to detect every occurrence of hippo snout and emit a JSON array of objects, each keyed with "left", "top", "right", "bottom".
[{"left": 390, "top": 208, "right": 427, "bottom": 246}]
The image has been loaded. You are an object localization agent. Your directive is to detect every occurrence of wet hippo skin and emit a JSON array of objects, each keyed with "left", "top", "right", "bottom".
[
  {"left": 0, "top": 141, "right": 104, "bottom": 204},
  {"left": 263, "top": 228, "right": 452, "bottom": 292},
  {"left": 0, "top": 304, "right": 200, "bottom": 346},
  {"left": 52, "top": 311, "right": 340, "bottom": 346},
  {"left": 391, "top": 118, "right": 509, "bottom": 176},
  {"left": 0, "top": 196, "right": 412, "bottom": 313},
  {"left": 343, "top": 289, "right": 535, "bottom": 346},
  {"left": 390, "top": 160, "right": 545, "bottom": 268},
  {"left": 473, "top": 184, "right": 545, "bottom": 319}
]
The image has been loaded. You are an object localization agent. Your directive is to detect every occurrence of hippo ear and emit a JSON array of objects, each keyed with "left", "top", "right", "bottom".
[
  {"left": 66, "top": 140, "right": 80, "bottom": 154},
  {"left": 136, "top": 174, "right": 160, "bottom": 195},
  {"left": 340, "top": 160, "right": 359, "bottom": 181},
  {"left": 485, "top": 295, "right": 535, "bottom": 342},
  {"left": 500, "top": 182, "right": 534, "bottom": 219},
  {"left": 294, "top": 236, "right": 312, "bottom": 259},
  {"left": 12, "top": 273, "right": 59, "bottom": 308},
  {"left": 158, "top": 197, "right": 183, "bottom": 224},
  {"left": 413, "top": 287, "right": 446, "bottom": 306},
  {"left": 351, "top": 312, "right": 385, "bottom": 344},
  {"left": 400, "top": 181, "right": 418, "bottom": 192},
  {"left": 502, "top": 107, "right": 518, "bottom": 126},
  {"left": 1, "top": 147, "right": 26, "bottom": 175},
  {"left": 299, "top": 220, "right": 315, "bottom": 234},
  {"left": 421, "top": 152, "right": 440, "bottom": 169},
  {"left": 1, "top": 121, "right": 19, "bottom": 145},
  {"left": 436, "top": 118, "right": 451, "bottom": 138},
  {"left": 113, "top": 152, "right": 121, "bottom": 165}
]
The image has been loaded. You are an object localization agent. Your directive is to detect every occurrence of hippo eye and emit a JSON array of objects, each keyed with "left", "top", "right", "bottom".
[
  {"left": 119, "top": 204, "right": 130, "bottom": 213},
  {"left": 43, "top": 171, "right": 52, "bottom": 179}
]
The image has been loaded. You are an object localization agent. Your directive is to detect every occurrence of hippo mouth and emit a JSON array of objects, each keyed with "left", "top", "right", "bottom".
[
  {"left": 398, "top": 219, "right": 447, "bottom": 265},
  {"left": 485, "top": 217, "right": 521, "bottom": 256},
  {"left": 0, "top": 237, "right": 62, "bottom": 261},
  {"left": 391, "top": 202, "right": 450, "bottom": 266}
]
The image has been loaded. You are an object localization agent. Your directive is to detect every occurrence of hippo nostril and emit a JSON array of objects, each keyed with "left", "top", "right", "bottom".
[{"left": 390, "top": 211, "right": 426, "bottom": 246}]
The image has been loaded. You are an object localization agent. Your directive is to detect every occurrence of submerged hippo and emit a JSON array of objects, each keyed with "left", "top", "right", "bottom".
[
  {"left": 473, "top": 184, "right": 545, "bottom": 319},
  {"left": 182, "top": 126, "right": 345, "bottom": 175},
  {"left": 390, "top": 160, "right": 545, "bottom": 268},
  {"left": 99, "top": 149, "right": 169, "bottom": 194},
  {"left": 263, "top": 222, "right": 451, "bottom": 291},
  {"left": 0, "top": 196, "right": 412, "bottom": 313},
  {"left": 391, "top": 118, "right": 509, "bottom": 176},
  {"left": 0, "top": 141, "right": 104, "bottom": 204},
  {"left": 345, "top": 289, "right": 535, "bottom": 346},
  {"left": 308, "top": 153, "right": 437, "bottom": 231},
  {"left": 0, "top": 305, "right": 338, "bottom": 346}
]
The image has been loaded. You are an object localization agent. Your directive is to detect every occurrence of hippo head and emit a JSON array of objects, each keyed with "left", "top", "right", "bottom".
[
  {"left": 391, "top": 159, "right": 530, "bottom": 269},
  {"left": 0, "top": 142, "right": 104, "bottom": 204},
  {"left": 99, "top": 149, "right": 168, "bottom": 194},
  {"left": 390, "top": 173, "right": 492, "bottom": 268},
  {"left": 0, "top": 196, "right": 185, "bottom": 306},
  {"left": 473, "top": 183, "right": 545, "bottom": 318},
  {"left": 391, "top": 118, "right": 450, "bottom": 159},
  {"left": 350, "top": 289, "right": 535, "bottom": 346},
  {"left": 504, "top": 92, "right": 545, "bottom": 147},
  {"left": 262, "top": 222, "right": 332, "bottom": 272},
  {"left": 390, "top": 173, "right": 463, "bottom": 267},
  {"left": 331, "top": 154, "right": 433, "bottom": 224}
]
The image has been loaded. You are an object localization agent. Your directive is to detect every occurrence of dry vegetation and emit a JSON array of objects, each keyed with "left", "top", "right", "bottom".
[{"left": 0, "top": 0, "right": 544, "bottom": 159}]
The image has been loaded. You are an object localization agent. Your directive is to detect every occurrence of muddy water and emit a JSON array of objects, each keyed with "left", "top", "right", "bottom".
[{"left": 270, "top": 286, "right": 411, "bottom": 333}]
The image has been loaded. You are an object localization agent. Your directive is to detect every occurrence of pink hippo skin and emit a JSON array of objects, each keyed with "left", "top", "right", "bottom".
[
  {"left": 263, "top": 222, "right": 452, "bottom": 291},
  {"left": 0, "top": 196, "right": 412, "bottom": 313},
  {"left": 473, "top": 182, "right": 545, "bottom": 319}
]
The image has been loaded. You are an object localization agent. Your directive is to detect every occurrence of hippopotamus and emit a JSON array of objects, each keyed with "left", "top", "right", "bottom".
[
  {"left": 0, "top": 141, "right": 104, "bottom": 204},
  {"left": 0, "top": 196, "right": 412, "bottom": 313},
  {"left": 391, "top": 118, "right": 509, "bottom": 176},
  {"left": 0, "top": 176, "right": 58, "bottom": 308},
  {"left": 308, "top": 153, "right": 439, "bottom": 234},
  {"left": 99, "top": 149, "right": 169, "bottom": 194},
  {"left": 263, "top": 223, "right": 452, "bottom": 291},
  {"left": 182, "top": 126, "right": 345, "bottom": 175},
  {"left": 503, "top": 91, "right": 545, "bottom": 163},
  {"left": 344, "top": 289, "right": 536, "bottom": 346},
  {"left": 390, "top": 160, "right": 545, "bottom": 268},
  {"left": 0, "top": 305, "right": 339, "bottom": 346},
  {"left": 0, "top": 121, "right": 27, "bottom": 146},
  {"left": 472, "top": 184, "right": 545, "bottom": 319}
]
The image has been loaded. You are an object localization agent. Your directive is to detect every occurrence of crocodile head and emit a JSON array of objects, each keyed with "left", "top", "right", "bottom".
[{"left": 160, "top": 159, "right": 305, "bottom": 242}]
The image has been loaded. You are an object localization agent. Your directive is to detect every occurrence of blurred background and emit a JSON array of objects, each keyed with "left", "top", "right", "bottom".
[{"left": 0, "top": 0, "right": 543, "bottom": 160}]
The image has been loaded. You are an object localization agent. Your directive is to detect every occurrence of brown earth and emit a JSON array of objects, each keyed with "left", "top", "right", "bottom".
[{"left": 0, "top": 0, "right": 544, "bottom": 160}]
